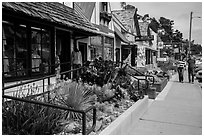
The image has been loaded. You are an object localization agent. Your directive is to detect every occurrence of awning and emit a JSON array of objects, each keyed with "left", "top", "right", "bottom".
[{"left": 114, "top": 26, "right": 129, "bottom": 44}]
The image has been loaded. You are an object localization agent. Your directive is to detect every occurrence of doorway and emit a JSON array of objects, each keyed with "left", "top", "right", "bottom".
[
  {"left": 78, "top": 42, "right": 87, "bottom": 65},
  {"left": 56, "top": 30, "right": 71, "bottom": 78}
]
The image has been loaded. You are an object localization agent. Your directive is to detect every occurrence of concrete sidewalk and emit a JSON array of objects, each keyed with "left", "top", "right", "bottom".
[{"left": 128, "top": 70, "right": 202, "bottom": 135}]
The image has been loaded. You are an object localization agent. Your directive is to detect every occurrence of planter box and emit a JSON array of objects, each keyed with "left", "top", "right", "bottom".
[
  {"left": 99, "top": 96, "right": 149, "bottom": 135},
  {"left": 152, "top": 78, "right": 168, "bottom": 92}
]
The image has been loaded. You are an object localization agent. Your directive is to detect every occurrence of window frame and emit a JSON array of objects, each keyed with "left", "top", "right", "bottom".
[{"left": 2, "top": 19, "right": 52, "bottom": 81}]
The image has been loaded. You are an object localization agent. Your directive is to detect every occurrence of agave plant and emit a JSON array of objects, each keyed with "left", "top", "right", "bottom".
[
  {"left": 55, "top": 81, "right": 97, "bottom": 120},
  {"left": 2, "top": 95, "right": 63, "bottom": 135}
]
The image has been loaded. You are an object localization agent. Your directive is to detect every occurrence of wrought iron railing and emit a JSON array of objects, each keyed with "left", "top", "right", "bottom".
[
  {"left": 2, "top": 62, "right": 96, "bottom": 135},
  {"left": 2, "top": 60, "right": 154, "bottom": 134}
]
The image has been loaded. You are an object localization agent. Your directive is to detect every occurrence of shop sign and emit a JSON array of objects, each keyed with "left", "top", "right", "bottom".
[{"left": 157, "top": 57, "right": 167, "bottom": 61}]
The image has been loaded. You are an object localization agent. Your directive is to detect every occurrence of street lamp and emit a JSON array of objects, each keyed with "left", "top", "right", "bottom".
[{"left": 188, "top": 12, "right": 201, "bottom": 57}]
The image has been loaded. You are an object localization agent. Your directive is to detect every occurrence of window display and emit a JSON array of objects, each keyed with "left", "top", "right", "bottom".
[
  {"left": 3, "top": 20, "right": 51, "bottom": 79},
  {"left": 104, "top": 47, "right": 113, "bottom": 61},
  {"left": 3, "top": 22, "right": 27, "bottom": 77},
  {"left": 90, "top": 36, "right": 103, "bottom": 60},
  {"left": 104, "top": 37, "right": 113, "bottom": 61},
  {"left": 90, "top": 46, "right": 103, "bottom": 61},
  {"left": 90, "top": 36, "right": 113, "bottom": 61},
  {"left": 31, "top": 27, "right": 51, "bottom": 74}
]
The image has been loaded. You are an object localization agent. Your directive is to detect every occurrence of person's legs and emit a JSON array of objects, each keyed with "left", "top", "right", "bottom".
[
  {"left": 76, "top": 64, "right": 81, "bottom": 80},
  {"left": 191, "top": 69, "right": 194, "bottom": 83},
  {"left": 178, "top": 72, "right": 181, "bottom": 82},
  {"left": 73, "top": 64, "right": 77, "bottom": 80},
  {"left": 181, "top": 72, "right": 184, "bottom": 82},
  {"left": 188, "top": 69, "right": 191, "bottom": 83}
]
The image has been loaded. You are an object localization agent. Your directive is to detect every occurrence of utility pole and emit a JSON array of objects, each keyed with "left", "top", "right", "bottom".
[{"left": 188, "top": 11, "right": 193, "bottom": 58}]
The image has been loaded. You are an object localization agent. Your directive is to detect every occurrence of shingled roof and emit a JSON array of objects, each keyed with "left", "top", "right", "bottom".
[
  {"left": 2, "top": 2, "right": 99, "bottom": 35},
  {"left": 112, "top": 9, "right": 136, "bottom": 32},
  {"left": 112, "top": 9, "right": 150, "bottom": 37}
]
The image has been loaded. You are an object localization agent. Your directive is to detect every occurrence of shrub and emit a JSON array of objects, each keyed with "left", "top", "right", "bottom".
[
  {"left": 2, "top": 98, "right": 63, "bottom": 135},
  {"left": 55, "top": 81, "right": 97, "bottom": 120}
]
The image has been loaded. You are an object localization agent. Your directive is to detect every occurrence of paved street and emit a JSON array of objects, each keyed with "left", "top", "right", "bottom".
[{"left": 128, "top": 70, "right": 202, "bottom": 135}]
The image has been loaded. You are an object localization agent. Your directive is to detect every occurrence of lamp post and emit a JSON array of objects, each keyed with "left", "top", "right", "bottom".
[
  {"left": 188, "top": 12, "right": 193, "bottom": 57},
  {"left": 188, "top": 12, "right": 201, "bottom": 58}
]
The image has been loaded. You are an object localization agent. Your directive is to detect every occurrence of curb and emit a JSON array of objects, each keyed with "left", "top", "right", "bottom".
[
  {"left": 155, "top": 73, "right": 177, "bottom": 101},
  {"left": 99, "top": 96, "right": 149, "bottom": 135}
]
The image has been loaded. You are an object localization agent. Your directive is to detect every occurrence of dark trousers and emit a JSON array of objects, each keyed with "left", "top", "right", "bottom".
[
  {"left": 188, "top": 68, "right": 194, "bottom": 82},
  {"left": 178, "top": 72, "right": 184, "bottom": 82},
  {"left": 73, "top": 64, "right": 81, "bottom": 80}
]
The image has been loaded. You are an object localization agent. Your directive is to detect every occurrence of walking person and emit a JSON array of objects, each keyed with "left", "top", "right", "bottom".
[
  {"left": 187, "top": 56, "right": 196, "bottom": 83},
  {"left": 177, "top": 63, "right": 184, "bottom": 83}
]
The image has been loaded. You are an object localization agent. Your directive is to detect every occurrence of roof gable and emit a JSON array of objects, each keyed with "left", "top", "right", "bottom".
[{"left": 112, "top": 9, "right": 135, "bottom": 31}]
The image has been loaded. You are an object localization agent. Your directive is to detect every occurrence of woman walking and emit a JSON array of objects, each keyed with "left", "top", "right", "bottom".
[{"left": 177, "top": 63, "right": 184, "bottom": 83}]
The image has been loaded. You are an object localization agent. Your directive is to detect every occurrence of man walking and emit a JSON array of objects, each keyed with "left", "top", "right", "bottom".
[{"left": 187, "top": 56, "right": 196, "bottom": 83}]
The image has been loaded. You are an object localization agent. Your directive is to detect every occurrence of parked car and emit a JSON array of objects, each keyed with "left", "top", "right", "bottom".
[
  {"left": 195, "top": 63, "right": 202, "bottom": 73},
  {"left": 195, "top": 70, "right": 202, "bottom": 83}
]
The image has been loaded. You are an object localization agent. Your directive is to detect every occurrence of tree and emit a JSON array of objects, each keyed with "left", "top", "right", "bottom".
[
  {"left": 120, "top": 2, "right": 126, "bottom": 9},
  {"left": 191, "top": 44, "right": 202, "bottom": 55},
  {"left": 172, "top": 30, "right": 183, "bottom": 42},
  {"left": 159, "top": 17, "right": 174, "bottom": 42},
  {"left": 120, "top": 2, "right": 135, "bottom": 10}
]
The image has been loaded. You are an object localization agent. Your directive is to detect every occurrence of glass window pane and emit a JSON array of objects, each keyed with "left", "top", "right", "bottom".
[
  {"left": 16, "top": 24, "right": 27, "bottom": 76},
  {"left": 95, "top": 46, "right": 103, "bottom": 59},
  {"left": 104, "top": 47, "right": 113, "bottom": 61},
  {"left": 42, "top": 31, "right": 50, "bottom": 44},
  {"left": 42, "top": 43, "right": 50, "bottom": 74},
  {"left": 3, "top": 23, "right": 15, "bottom": 77},
  {"left": 31, "top": 30, "right": 41, "bottom": 44},
  {"left": 31, "top": 29, "right": 41, "bottom": 73},
  {"left": 31, "top": 28, "right": 51, "bottom": 74}
]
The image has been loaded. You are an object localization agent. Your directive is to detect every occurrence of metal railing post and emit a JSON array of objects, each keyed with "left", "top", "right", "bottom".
[
  {"left": 82, "top": 112, "right": 87, "bottom": 135},
  {"left": 48, "top": 77, "right": 50, "bottom": 102}
]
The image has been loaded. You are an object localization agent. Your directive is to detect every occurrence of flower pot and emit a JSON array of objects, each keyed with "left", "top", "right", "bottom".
[
  {"left": 152, "top": 78, "right": 168, "bottom": 92},
  {"left": 147, "top": 87, "right": 157, "bottom": 99}
]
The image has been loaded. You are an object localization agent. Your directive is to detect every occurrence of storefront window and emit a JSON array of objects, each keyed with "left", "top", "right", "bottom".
[
  {"left": 90, "top": 46, "right": 103, "bottom": 61},
  {"left": 16, "top": 24, "right": 27, "bottom": 76},
  {"left": 104, "top": 37, "right": 113, "bottom": 61},
  {"left": 2, "top": 20, "right": 51, "bottom": 79},
  {"left": 90, "top": 36, "right": 103, "bottom": 60},
  {"left": 115, "top": 48, "right": 120, "bottom": 63},
  {"left": 104, "top": 47, "right": 113, "bottom": 61},
  {"left": 31, "top": 27, "right": 51, "bottom": 74},
  {"left": 3, "top": 22, "right": 27, "bottom": 77}
]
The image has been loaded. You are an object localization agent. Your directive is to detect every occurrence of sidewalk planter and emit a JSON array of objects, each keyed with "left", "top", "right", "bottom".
[
  {"left": 99, "top": 96, "right": 149, "bottom": 135},
  {"left": 152, "top": 78, "right": 168, "bottom": 92},
  {"left": 146, "top": 87, "right": 157, "bottom": 99}
]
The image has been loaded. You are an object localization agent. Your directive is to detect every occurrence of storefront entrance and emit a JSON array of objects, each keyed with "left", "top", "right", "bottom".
[
  {"left": 56, "top": 30, "right": 71, "bottom": 78},
  {"left": 78, "top": 42, "right": 87, "bottom": 64}
]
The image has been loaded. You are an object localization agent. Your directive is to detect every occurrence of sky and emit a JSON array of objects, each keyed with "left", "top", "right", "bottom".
[{"left": 110, "top": 2, "right": 202, "bottom": 45}]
